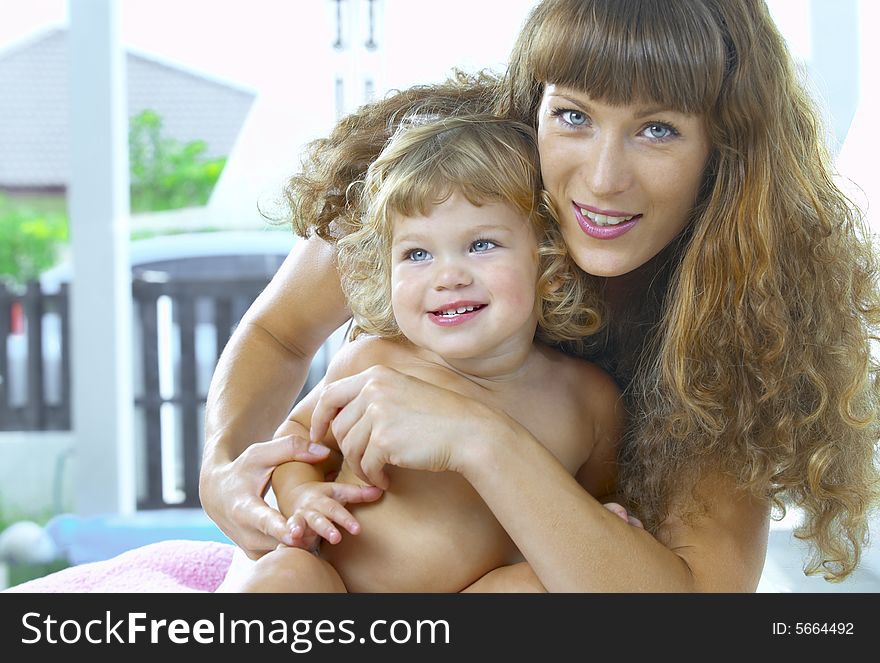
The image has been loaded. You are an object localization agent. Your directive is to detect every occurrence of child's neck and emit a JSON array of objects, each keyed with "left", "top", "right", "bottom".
[{"left": 413, "top": 334, "right": 539, "bottom": 386}]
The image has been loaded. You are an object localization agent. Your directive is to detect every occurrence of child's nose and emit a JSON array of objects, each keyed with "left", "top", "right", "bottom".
[{"left": 432, "top": 258, "right": 472, "bottom": 290}]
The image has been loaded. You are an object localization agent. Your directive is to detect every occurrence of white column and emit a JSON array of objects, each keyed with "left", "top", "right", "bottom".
[
  {"left": 330, "top": 0, "right": 386, "bottom": 118},
  {"left": 67, "top": 0, "right": 135, "bottom": 515}
]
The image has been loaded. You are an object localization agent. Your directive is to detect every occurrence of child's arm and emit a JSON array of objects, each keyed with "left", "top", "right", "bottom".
[
  {"left": 270, "top": 341, "right": 387, "bottom": 549},
  {"left": 271, "top": 385, "right": 342, "bottom": 516}
]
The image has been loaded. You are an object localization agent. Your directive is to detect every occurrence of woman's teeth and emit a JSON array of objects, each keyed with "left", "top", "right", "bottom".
[{"left": 581, "top": 209, "right": 636, "bottom": 226}]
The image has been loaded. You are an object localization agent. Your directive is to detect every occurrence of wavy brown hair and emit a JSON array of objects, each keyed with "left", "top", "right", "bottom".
[
  {"left": 287, "top": 73, "right": 500, "bottom": 242},
  {"left": 503, "top": 0, "right": 880, "bottom": 581},
  {"left": 337, "top": 115, "right": 601, "bottom": 347}
]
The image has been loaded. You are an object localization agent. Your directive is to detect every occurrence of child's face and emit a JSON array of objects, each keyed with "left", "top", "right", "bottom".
[{"left": 390, "top": 191, "right": 540, "bottom": 361}]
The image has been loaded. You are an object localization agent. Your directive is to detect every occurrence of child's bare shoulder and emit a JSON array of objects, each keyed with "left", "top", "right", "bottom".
[
  {"left": 323, "top": 335, "right": 414, "bottom": 382},
  {"left": 536, "top": 344, "right": 620, "bottom": 413},
  {"left": 534, "top": 345, "right": 622, "bottom": 497}
]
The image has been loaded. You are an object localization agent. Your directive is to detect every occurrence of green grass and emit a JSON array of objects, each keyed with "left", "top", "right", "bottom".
[{"left": 6, "top": 560, "right": 70, "bottom": 587}]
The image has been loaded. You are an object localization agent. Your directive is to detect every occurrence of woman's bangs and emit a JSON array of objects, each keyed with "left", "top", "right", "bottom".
[{"left": 528, "top": 0, "right": 727, "bottom": 113}]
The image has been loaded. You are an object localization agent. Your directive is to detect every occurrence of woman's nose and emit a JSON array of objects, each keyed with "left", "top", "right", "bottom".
[{"left": 585, "top": 134, "right": 632, "bottom": 198}]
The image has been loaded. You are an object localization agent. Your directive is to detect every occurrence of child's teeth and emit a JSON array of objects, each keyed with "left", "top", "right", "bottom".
[{"left": 440, "top": 306, "right": 478, "bottom": 316}]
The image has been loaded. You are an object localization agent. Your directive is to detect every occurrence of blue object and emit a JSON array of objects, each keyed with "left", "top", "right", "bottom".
[{"left": 45, "top": 509, "right": 231, "bottom": 565}]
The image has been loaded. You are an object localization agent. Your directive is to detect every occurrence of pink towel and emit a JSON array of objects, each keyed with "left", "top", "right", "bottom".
[{"left": 4, "top": 539, "right": 235, "bottom": 593}]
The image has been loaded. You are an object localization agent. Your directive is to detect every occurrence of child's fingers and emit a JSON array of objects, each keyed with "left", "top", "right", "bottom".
[
  {"left": 602, "top": 502, "right": 629, "bottom": 522},
  {"left": 287, "top": 513, "right": 307, "bottom": 540},
  {"left": 303, "top": 510, "right": 342, "bottom": 544},
  {"left": 628, "top": 515, "right": 645, "bottom": 529},
  {"left": 316, "top": 497, "right": 362, "bottom": 535}
]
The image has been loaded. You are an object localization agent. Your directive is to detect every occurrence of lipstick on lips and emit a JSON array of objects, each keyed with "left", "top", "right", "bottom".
[
  {"left": 572, "top": 202, "right": 641, "bottom": 240},
  {"left": 429, "top": 301, "right": 486, "bottom": 327}
]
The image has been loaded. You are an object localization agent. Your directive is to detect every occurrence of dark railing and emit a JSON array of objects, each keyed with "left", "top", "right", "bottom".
[
  {"left": 0, "top": 277, "right": 329, "bottom": 510},
  {"left": 0, "top": 281, "right": 71, "bottom": 431},
  {"left": 132, "top": 277, "right": 270, "bottom": 509}
]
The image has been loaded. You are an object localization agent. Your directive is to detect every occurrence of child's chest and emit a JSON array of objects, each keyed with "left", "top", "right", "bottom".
[{"left": 406, "top": 363, "right": 593, "bottom": 476}]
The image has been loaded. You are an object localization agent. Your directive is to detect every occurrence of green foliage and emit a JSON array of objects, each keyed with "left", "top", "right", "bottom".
[
  {"left": 129, "top": 109, "right": 227, "bottom": 213},
  {"left": 0, "top": 110, "right": 227, "bottom": 284},
  {"left": 0, "top": 195, "right": 68, "bottom": 286}
]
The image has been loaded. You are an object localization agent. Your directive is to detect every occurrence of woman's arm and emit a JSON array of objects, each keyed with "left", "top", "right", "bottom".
[
  {"left": 461, "top": 421, "right": 770, "bottom": 592},
  {"left": 309, "top": 366, "right": 770, "bottom": 592},
  {"left": 200, "top": 234, "right": 351, "bottom": 558}
]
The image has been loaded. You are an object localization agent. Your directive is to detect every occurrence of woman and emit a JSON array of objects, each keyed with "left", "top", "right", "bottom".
[{"left": 200, "top": 0, "right": 880, "bottom": 591}]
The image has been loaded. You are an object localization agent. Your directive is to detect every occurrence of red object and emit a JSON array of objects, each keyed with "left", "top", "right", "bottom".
[{"left": 10, "top": 301, "right": 24, "bottom": 334}]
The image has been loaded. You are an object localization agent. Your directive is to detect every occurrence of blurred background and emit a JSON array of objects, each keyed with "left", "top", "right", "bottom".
[{"left": 0, "top": 0, "right": 877, "bottom": 591}]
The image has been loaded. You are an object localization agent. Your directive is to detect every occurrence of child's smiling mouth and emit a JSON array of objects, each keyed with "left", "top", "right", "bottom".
[{"left": 428, "top": 302, "right": 487, "bottom": 325}]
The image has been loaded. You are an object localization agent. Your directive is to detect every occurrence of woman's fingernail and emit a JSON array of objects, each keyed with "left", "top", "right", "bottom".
[{"left": 309, "top": 443, "right": 330, "bottom": 454}]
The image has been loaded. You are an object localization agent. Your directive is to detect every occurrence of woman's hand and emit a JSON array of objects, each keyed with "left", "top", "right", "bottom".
[
  {"left": 310, "top": 366, "right": 502, "bottom": 488},
  {"left": 199, "top": 435, "right": 332, "bottom": 559}
]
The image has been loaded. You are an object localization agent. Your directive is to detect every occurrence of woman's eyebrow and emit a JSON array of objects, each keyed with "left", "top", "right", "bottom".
[
  {"left": 548, "top": 90, "right": 685, "bottom": 121},
  {"left": 548, "top": 93, "right": 589, "bottom": 109},
  {"left": 632, "top": 105, "right": 692, "bottom": 119},
  {"left": 633, "top": 105, "right": 669, "bottom": 118}
]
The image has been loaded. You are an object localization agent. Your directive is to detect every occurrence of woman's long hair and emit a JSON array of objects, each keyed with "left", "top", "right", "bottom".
[{"left": 503, "top": 0, "right": 880, "bottom": 581}]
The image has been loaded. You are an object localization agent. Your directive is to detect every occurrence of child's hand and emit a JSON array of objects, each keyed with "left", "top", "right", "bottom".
[
  {"left": 285, "top": 482, "right": 383, "bottom": 552},
  {"left": 602, "top": 502, "right": 644, "bottom": 529}
]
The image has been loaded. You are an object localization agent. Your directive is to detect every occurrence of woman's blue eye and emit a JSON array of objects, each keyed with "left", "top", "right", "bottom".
[
  {"left": 641, "top": 123, "right": 678, "bottom": 141},
  {"left": 471, "top": 239, "right": 497, "bottom": 252},
  {"left": 550, "top": 107, "right": 589, "bottom": 127},
  {"left": 562, "top": 110, "right": 587, "bottom": 126},
  {"left": 407, "top": 248, "right": 431, "bottom": 262}
]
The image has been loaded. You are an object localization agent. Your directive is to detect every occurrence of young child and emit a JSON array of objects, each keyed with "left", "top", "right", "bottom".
[{"left": 220, "top": 115, "right": 625, "bottom": 592}]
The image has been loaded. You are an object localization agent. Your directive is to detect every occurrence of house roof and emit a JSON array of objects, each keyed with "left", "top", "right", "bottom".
[{"left": 0, "top": 27, "right": 256, "bottom": 189}]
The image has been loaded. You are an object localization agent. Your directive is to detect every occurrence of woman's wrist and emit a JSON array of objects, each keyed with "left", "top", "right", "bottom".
[{"left": 454, "top": 403, "right": 525, "bottom": 483}]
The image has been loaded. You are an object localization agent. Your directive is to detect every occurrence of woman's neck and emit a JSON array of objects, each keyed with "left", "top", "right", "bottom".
[
  {"left": 601, "top": 256, "right": 659, "bottom": 316},
  {"left": 589, "top": 238, "right": 685, "bottom": 392}
]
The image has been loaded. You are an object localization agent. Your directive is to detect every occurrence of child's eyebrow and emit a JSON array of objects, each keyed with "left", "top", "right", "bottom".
[
  {"left": 392, "top": 224, "right": 515, "bottom": 245},
  {"left": 470, "top": 224, "right": 516, "bottom": 236},
  {"left": 391, "top": 232, "right": 428, "bottom": 245}
]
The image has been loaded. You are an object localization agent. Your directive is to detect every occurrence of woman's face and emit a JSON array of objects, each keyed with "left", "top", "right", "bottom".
[{"left": 537, "top": 85, "right": 712, "bottom": 277}]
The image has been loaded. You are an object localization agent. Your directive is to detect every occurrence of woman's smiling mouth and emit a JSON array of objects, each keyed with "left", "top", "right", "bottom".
[{"left": 573, "top": 203, "right": 641, "bottom": 239}]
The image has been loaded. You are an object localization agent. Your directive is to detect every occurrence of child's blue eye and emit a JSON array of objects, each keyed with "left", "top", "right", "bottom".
[
  {"left": 470, "top": 239, "right": 497, "bottom": 252},
  {"left": 406, "top": 248, "right": 431, "bottom": 262}
]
